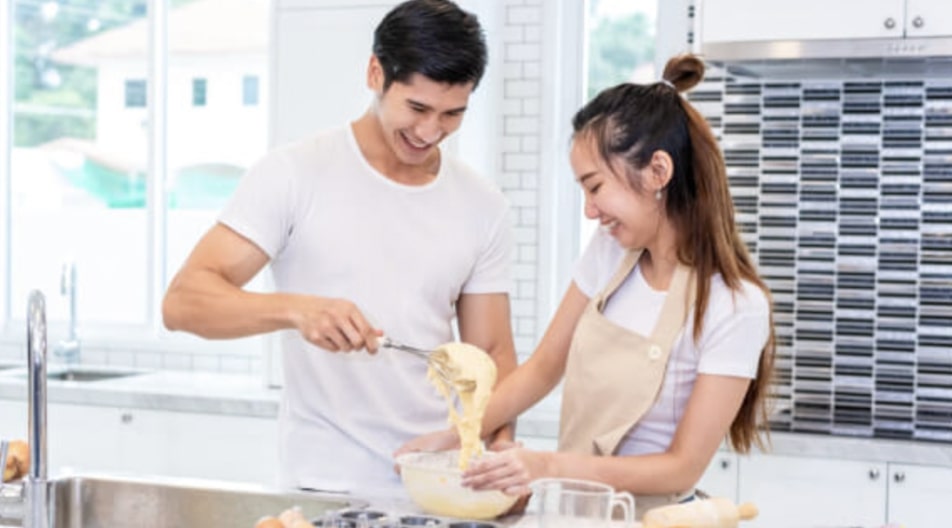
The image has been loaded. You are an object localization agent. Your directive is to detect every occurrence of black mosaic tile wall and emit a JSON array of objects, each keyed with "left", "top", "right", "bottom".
[{"left": 689, "top": 70, "right": 952, "bottom": 442}]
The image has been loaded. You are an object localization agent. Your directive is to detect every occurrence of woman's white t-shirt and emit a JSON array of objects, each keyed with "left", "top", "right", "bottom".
[{"left": 572, "top": 230, "right": 770, "bottom": 455}]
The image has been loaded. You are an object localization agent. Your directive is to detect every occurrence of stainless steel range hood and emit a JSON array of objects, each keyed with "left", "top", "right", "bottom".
[
  {"left": 699, "top": 37, "right": 952, "bottom": 63},
  {"left": 691, "top": 0, "right": 952, "bottom": 79}
]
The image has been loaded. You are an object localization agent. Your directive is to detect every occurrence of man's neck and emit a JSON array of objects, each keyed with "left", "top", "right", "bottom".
[{"left": 351, "top": 112, "right": 440, "bottom": 185}]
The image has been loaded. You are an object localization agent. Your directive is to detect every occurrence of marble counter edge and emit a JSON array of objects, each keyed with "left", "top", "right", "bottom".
[
  {"left": 1, "top": 370, "right": 951, "bottom": 467},
  {"left": 0, "top": 370, "right": 281, "bottom": 419}
]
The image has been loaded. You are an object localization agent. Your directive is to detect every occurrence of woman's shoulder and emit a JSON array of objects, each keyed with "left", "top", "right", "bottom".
[{"left": 705, "top": 273, "right": 771, "bottom": 319}]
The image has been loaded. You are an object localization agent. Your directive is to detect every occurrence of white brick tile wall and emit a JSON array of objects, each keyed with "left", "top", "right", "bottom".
[
  {"left": 504, "top": 116, "right": 540, "bottom": 135},
  {"left": 496, "top": 0, "right": 546, "bottom": 362}
]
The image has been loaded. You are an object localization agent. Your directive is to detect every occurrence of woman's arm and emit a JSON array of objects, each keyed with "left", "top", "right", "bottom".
[
  {"left": 464, "top": 373, "right": 751, "bottom": 496},
  {"left": 479, "top": 283, "right": 590, "bottom": 434}
]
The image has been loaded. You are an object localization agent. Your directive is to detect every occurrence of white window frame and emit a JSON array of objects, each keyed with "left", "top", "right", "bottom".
[{"left": 0, "top": 0, "right": 269, "bottom": 361}]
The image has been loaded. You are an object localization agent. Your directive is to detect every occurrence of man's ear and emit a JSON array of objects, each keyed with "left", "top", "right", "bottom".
[
  {"left": 367, "top": 55, "right": 384, "bottom": 93},
  {"left": 648, "top": 150, "right": 674, "bottom": 192}
]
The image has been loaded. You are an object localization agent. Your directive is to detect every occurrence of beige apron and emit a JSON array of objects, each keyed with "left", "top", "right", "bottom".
[{"left": 558, "top": 249, "right": 697, "bottom": 518}]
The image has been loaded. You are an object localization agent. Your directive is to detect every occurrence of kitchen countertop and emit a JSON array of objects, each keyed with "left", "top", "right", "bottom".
[{"left": 1, "top": 364, "right": 951, "bottom": 468}]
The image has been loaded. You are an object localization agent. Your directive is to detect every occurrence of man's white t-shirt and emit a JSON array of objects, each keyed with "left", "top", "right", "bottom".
[
  {"left": 219, "top": 126, "right": 512, "bottom": 496},
  {"left": 573, "top": 229, "right": 770, "bottom": 456}
]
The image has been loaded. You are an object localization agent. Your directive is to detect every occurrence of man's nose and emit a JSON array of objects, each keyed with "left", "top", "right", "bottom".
[{"left": 414, "top": 116, "right": 442, "bottom": 144}]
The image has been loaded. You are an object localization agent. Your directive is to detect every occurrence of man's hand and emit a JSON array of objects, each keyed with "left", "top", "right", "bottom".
[{"left": 293, "top": 297, "right": 381, "bottom": 352}]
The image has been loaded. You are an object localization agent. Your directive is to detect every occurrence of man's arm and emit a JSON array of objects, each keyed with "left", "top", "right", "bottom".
[
  {"left": 163, "top": 223, "right": 379, "bottom": 351},
  {"left": 456, "top": 292, "right": 518, "bottom": 442}
]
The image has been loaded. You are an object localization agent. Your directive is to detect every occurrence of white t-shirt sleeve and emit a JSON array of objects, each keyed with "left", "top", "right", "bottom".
[
  {"left": 461, "top": 206, "right": 514, "bottom": 295},
  {"left": 573, "top": 229, "right": 626, "bottom": 298},
  {"left": 696, "top": 281, "right": 771, "bottom": 379},
  {"left": 218, "top": 151, "right": 296, "bottom": 259}
]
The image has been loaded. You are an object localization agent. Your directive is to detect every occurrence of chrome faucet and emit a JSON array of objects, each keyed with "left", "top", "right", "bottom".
[
  {"left": 53, "top": 261, "right": 80, "bottom": 365},
  {"left": 0, "top": 291, "right": 51, "bottom": 528},
  {"left": 25, "top": 291, "right": 50, "bottom": 528}
]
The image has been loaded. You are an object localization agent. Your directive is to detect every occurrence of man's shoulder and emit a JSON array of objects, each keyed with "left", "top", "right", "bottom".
[
  {"left": 270, "top": 126, "right": 349, "bottom": 160},
  {"left": 441, "top": 155, "right": 507, "bottom": 204}
]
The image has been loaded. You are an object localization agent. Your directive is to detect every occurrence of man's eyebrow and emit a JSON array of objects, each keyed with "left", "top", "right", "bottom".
[{"left": 407, "top": 98, "right": 467, "bottom": 114}]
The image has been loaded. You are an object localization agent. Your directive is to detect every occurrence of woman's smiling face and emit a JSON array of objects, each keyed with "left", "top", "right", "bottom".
[{"left": 570, "top": 135, "right": 665, "bottom": 250}]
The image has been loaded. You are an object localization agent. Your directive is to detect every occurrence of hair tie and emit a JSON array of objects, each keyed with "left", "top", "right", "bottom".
[{"left": 660, "top": 79, "right": 676, "bottom": 90}]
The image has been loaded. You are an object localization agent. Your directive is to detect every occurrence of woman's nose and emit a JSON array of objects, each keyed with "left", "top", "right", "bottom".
[{"left": 583, "top": 196, "right": 599, "bottom": 219}]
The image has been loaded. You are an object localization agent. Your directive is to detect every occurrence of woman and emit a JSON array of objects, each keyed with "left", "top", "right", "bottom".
[{"left": 398, "top": 54, "right": 776, "bottom": 516}]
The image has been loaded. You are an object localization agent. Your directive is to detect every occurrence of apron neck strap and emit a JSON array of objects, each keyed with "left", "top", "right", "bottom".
[
  {"left": 595, "top": 249, "right": 697, "bottom": 350},
  {"left": 650, "top": 263, "right": 696, "bottom": 350},
  {"left": 595, "top": 249, "right": 642, "bottom": 311}
]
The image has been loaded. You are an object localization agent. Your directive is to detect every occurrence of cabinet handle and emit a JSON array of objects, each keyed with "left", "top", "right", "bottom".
[
  {"left": 720, "top": 458, "right": 731, "bottom": 470},
  {"left": 884, "top": 17, "right": 896, "bottom": 29},
  {"left": 893, "top": 471, "right": 906, "bottom": 483},
  {"left": 868, "top": 468, "right": 880, "bottom": 480},
  {"left": 912, "top": 16, "right": 924, "bottom": 29},
  {"left": 121, "top": 412, "right": 133, "bottom": 424}
]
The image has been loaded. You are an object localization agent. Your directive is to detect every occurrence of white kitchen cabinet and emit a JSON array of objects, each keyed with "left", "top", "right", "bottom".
[
  {"left": 697, "top": 452, "right": 738, "bottom": 502},
  {"left": 699, "top": 0, "right": 952, "bottom": 45},
  {"left": 737, "top": 453, "right": 886, "bottom": 528},
  {"left": 165, "top": 411, "right": 277, "bottom": 485},
  {"left": 904, "top": 0, "right": 952, "bottom": 37},
  {"left": 44, "top": 403, "right": 276, "bottom": 485},
  {"left": 887, "top": 463, "right": 952, "bottom": 526},
  {"left": 0, "top": 400, "right": 26, "bottom": 441},
  {"left": 46, "top": 404, "right": 169, "bottom": 476},
  {"left": 698, "top": 0, "right": 905, "bottom": 43}
]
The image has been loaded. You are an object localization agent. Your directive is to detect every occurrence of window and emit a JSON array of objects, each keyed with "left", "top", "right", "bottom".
[
  {"left": 125, "top": 79, "right": 147, "bottom": 108},
  {"left": 3, "top": 0, "right": 271, "bottom": 365},
  {"left": 242, "top": 75, "right": 259, "bottom": 106},
  {"left": 192, "top": 78, "right": 207, "bottom": 107},
  {"left": 579, "top": 0, "right": 657, "bottom": 251}
]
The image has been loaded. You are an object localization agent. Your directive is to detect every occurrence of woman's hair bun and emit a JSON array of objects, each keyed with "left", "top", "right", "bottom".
[{"left": 662, "top": 54, "right": 705, "bottom": 93}]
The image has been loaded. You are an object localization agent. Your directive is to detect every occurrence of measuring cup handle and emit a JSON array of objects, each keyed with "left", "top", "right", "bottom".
[{"left": 611, "top": 491, "right": 636, "bottom": 522}]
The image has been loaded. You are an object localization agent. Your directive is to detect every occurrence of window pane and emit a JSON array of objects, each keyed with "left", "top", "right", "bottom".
[
  {"left": 579, "top": 0, "right": 657, "bottom": 250},
  {"left": 125, "top": 79, "right": 147, "bottom": 107},
  {"left": 12, "top": 0, "right": 150, "bottom": 325},
  {"left": 165, "top": 0, "right": 270, "bottom": 291}
]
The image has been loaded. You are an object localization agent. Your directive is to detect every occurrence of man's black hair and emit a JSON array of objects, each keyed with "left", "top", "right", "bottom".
[{"left": 373, "top": 0, "right": 487, "bottom": 90}]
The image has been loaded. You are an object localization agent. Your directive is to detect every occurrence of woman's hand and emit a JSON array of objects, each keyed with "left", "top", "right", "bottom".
[
  {"left": 393, "top": 429, "right": 460, "bottom": 459},
  {"left": 462, "top": 447, "right": 551, "bottom": 496}
]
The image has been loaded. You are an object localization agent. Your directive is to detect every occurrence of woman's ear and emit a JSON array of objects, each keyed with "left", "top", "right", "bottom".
[{"left": 648, "top": 150, "right": 674, "bottom": 193}]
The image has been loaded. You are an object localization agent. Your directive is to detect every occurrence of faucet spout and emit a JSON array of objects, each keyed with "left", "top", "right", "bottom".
[
  {"left": 26, "top": 290, "right": 50, "bottom": 528},
  {"left": 54, "top": 261, "right": 80, "bottom": 364}
]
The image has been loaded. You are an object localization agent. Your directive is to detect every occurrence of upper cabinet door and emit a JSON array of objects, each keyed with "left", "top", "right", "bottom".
[
  {"left": 904, "top": 0, "right": 952, "bottom": 37},
  {"left": 699, "top": 0, "right": 906, "bottom": 43}
]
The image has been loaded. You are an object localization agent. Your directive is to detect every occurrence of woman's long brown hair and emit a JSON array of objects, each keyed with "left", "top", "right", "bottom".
[{"left": 571, "top": 54, "right": 777, "bottom": 453}]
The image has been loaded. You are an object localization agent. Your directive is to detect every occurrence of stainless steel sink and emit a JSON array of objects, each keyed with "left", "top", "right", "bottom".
[
  {"left": 49, "top": 474, "right": 361, "bottom": 528},
  {"left": 9, "top": 367, "right": 143, "bottom": 383},
  {"left": 45, "top": 369, "right": 140, "bottom": 382}
]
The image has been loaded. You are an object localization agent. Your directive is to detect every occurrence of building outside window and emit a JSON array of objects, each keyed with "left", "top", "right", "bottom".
[
  {"left": 2, "top": 0, "right": 271, "bottom": 367},
  {"left": 125, "top": 79, "right": 147, "bottom": 108},
  {"left": 192, "top": 78, "right": 207, "bottom": 107}
]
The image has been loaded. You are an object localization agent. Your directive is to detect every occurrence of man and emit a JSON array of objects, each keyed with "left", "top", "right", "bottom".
[{"left": 162, "top": 0, "right": 516, "bottom": 498}]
